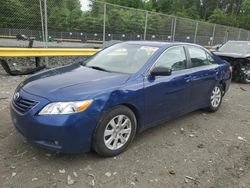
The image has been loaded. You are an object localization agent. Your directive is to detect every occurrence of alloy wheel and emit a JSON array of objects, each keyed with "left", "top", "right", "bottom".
[
  {"left": 103, "top": 115, "right": 132, "bottom": 150},
  {"left": 210, "top": 86, "right": 222, "bottom": 108}
]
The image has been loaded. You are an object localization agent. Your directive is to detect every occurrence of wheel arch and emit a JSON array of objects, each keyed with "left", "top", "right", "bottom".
[
  {"left": 95, "top": 101, "right": 142, "bottom": 135},
  {"left": 219, "top": 79, "right": 226, "bottom": 96},
  {"left": 120, "top": 103, "right": 141, "bottom": 133}
]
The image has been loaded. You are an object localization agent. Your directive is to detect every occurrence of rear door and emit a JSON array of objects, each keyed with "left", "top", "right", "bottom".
[{"left": 186, "top": 46, "right": 219, "bottom": 107}]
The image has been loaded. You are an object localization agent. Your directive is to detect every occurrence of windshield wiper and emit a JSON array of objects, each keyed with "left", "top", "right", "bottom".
[{"left": 86, "top": 66, "right": 110, "bottom": 72}]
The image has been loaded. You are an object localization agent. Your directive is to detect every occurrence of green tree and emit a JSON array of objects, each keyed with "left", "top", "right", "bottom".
[
  {"left": 239, "top": 0, "right": 250, "bottom": 29},
  {"left": 208, "top": 8, "right": 238, "bottom": 27},
  {"left": 0, "top": 0, "right": 30, "bottom": 28}
]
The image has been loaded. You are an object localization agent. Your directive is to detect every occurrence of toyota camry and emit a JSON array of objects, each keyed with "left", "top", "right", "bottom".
[{"left": 10, "top": 41, "right": 231, "bottom": 157}]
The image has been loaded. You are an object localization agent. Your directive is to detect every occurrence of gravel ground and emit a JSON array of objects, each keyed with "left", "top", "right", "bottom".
[{"left": 0, "top": 65, "right": 250, "bottom": 188}]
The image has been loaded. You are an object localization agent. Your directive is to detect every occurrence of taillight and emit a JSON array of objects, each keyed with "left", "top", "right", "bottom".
[
  {"left": 228, "top": 66, "right": 233, "bottom": 79},
  {"left": 229, "top": 66, "right": 233, "bottom": 73}
]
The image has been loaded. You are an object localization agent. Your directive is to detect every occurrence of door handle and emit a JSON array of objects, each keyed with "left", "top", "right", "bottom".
[
  {"left": 208, "top": 67, "right": 219, "bottom": 71},
  {"left": 184, "top": 75, "right": 191, "bottom": 78},
  {"left": 184, "top": 75, "right": 192, "bottom": 82},
  {"left": 209, "top": 68, "right": 219, "bottom": 74}
]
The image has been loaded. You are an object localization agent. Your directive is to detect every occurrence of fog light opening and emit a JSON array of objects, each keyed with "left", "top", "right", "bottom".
[{"left": 45, "top": 140, "right": 60, "bottom": 146}]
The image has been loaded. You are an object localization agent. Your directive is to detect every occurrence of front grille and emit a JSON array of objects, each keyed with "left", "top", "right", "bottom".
[{"left": 12, "top": 97, "right": 38, "bottom": 114}]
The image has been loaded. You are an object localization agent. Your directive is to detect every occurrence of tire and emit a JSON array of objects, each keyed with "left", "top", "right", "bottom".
[
  {"left": 205, "top": 85, "right": 223, "bottom": 112},
  {"left": 93, "top": 106, "right": 137, "bottom": 157}
]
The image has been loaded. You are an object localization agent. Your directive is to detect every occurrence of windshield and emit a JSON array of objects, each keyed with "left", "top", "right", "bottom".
[
  {"left": 85, "top": 43, "right": 159, "bottom": 74},
  {"left": 219, "top": 41, "right": 250, "bottom": 54}
]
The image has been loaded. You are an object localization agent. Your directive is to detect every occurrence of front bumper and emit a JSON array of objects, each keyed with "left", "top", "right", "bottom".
[{"left": 10, "top": 89, "right": 98, "bottom": 153}]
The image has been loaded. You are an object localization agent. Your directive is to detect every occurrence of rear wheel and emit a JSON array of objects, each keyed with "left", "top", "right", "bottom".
[
  {"left": 206, "top": 85, "right": 223, "bottom": 112},
  {"left": 93, "top": 106, "right": 137, "bottom": 157}
]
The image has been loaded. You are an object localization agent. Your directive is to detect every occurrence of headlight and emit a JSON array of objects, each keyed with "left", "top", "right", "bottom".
[
  {"left": 39, "top": 99, "right": 93, "bottom": 115},
  {"left": 15, "top": 81, "right": 24, "bottom": 93}
]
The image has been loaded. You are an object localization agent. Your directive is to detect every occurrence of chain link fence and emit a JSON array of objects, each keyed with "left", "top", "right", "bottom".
[
  {"left": 0, "top": 0, "right": 249, "bottom": 48},
  {"left": 0, "top": 0, "right": 46, "bottom": 48}
]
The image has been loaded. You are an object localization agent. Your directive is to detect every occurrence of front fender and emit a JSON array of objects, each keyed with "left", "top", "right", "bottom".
[{"left": 93, "top": 79, "right": 145, "bottom": 130}]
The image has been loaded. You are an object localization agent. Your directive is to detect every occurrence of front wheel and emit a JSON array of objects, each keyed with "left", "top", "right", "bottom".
[
  {"left": 205, "top": 85, "right": 223, "bottom": 112},
  {"left": 93, "top": 106, "right": 137, "bottom": 157}
]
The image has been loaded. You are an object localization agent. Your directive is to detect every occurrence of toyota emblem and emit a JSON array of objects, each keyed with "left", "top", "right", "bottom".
[{"left": 14, "top": 92, "right": 20, "bottom": 101}]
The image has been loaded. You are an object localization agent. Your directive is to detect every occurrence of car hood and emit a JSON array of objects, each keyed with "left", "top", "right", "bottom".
[
  {"left": 214, "top": 51, "right": 250, "bottom": 58},
  {"left": 22, "top": 63, "right": 130, "bottom": 101}
]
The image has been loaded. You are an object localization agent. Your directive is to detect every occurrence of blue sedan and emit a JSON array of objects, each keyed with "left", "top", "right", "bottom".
[{"left": 10, "top": 41, "right": 231, "bottom": 157}]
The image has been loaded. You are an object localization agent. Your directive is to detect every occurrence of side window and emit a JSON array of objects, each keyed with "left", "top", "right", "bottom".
[
  {"left": 155, "top": 46, "right": 187, "bottom": 71},
  {"left": 188, "top": 46, "right": 210, "bottom": 67}
]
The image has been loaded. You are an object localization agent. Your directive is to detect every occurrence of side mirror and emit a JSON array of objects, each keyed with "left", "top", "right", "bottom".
[{"left": 150, "top": 66, "right": 172, "bottom": 76}]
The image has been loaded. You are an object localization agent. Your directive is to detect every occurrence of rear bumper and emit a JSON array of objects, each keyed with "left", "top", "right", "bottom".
[{"left": 10, "top": 89, "right": 98, "bottom": 153}]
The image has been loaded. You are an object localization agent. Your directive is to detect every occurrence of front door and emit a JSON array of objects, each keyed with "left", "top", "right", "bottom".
[{"left": 144, "top": 46, "right": 192, "bottom": 126}]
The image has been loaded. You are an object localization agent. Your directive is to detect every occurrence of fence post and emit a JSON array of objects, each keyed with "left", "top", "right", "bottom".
[
  {"left": 238, "top": 29, "right": 241, "bottom": 40},
  {"left": 143, "top": 11, "right": 148, "bottom": 40},
  {"left": 170, "top": 18, "right": 174, "bottom": 41},
  {"left": 103, "top": 3, "right": 106, "bottom": 44},
  {"left": 247, "top": 31, "right": 250, "bottom": 41},
  {"left": 223, "top": 27, "right": 228, "bottom": 43},
  {"left": 39, "top": 0, "right": 45, "bottom": 47},
  {"left": 172, "top": 17, "right": 177, "bottom": 42},
  {"left": 194, "top": 22, "right": 198, "bottom": 43},
  {"left": 211, "top": 24, "right": 216, "bottom": 46},
  {"left": 44, "top": 0, "right": 48, "bottom": 48},
  {"left": 44, "top": 0, "right": 49, "bottom": 66}
]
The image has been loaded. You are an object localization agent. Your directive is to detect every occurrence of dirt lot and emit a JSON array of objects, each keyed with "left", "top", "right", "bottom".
[{"left": 0, "top": 70, "right": 250, "bottom": 188}]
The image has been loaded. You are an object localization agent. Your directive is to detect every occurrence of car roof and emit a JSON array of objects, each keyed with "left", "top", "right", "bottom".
[
  {"left": 123, "top": 41, "right": 202, "bottom": 48},
  {"left": 124, "top": 41, "right": 170, "bottom": 47}
]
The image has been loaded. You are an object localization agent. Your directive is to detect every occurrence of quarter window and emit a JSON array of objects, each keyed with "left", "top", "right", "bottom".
[{"left": 154, "top": 46, "right": 187, "bottom": 71}]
